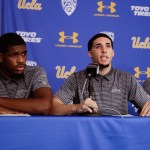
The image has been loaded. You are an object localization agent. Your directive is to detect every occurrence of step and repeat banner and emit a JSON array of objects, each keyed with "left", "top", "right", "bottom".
[{"left": 1, "top": 0, "right": 150, "bottom": 114}]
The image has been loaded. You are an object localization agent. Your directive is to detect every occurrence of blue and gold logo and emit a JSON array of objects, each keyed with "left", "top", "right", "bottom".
[
  {"left": 132, "top": 36, "right": 150, "bottom": 49},
  {"left": 134, "top": 67, "right": 150, "bottom": 78},
  {"left": 94, "top": 1, "right": 119, "bottom": 17},
  {"left": 97, "top": 1, "right": 116, "bottom": 13},
  {"left": 134, "top": 67, "right": 150, "bottom": 83},
  {"left": 18, "top": 0, "right": 42, "bottom": 10},
  {"left": 55, "top": 31, "right": 82, "bottom": 48},
  {"left": 56, "top": 66, "right": 76, "bottom": 79},
  {"left": 59, "top": 31, "right": 78, "bottom": 44}
]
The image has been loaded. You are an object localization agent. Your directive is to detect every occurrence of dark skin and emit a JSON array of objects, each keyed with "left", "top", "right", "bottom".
[{"left": 0, "top": 45, "right": 52, "bottom": 115}]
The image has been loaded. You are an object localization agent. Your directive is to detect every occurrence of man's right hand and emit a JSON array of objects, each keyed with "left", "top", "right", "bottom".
[{"left": 75, "top": 98, "right": 98, "bottom": 113}]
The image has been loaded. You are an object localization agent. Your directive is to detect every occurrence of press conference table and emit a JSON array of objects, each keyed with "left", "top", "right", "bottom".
[{"left": 0, "top": 115, "right": 150, "bottom": 150}]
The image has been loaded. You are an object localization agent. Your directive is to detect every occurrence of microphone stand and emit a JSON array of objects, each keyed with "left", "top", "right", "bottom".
[
  {"left": 87, "top": 74, "right": 93, "bottom": 99},
  {"left": 80, "top": 63, "right": 99, "bottom": 116},
  {"left": 86, "top": 63, "right": 99, "bottom": 98}
]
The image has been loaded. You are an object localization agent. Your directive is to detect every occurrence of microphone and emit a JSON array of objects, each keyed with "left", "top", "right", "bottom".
[
  {"left": 86, "top": 63, "right": 99, "bottom": 98},
  {"left": 76, "top": 63, "right": 99, "bottom": 104},
  {"left": 86, "top": 63, "right": 99, "bottom": 77}
]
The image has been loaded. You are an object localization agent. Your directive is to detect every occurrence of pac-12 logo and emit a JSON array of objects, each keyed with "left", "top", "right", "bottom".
[{"left": 61, "top": 0, "right": 77, "bottom": 16}]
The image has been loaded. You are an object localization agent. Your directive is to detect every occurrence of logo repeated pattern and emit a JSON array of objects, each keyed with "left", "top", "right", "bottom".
[
  {"left": 15, "top": 1, "right": 149, "bottom": 85},
  {"left": 2, "top": 0, "right": 147, "bottom": 114}
]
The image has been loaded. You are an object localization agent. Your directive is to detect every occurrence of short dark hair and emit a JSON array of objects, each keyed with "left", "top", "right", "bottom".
[
  {"left": 0, "top": 32, "right": 26, "bottom": 53},
  {"left": 88, "top": 33, "right": 113, "bottom": 51}
]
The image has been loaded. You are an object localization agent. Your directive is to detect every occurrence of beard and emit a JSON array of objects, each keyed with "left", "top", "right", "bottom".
[{"left": 99, "top": 64, "right": 110, "bottom": 69}]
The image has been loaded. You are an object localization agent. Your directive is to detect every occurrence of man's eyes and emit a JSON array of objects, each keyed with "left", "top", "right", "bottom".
[
  {"left": 10, "top": 53, "right": 18, "bottom": 58},
  {"left": 95, "top": 44, "right": 111, "bottom": 49},
  {"left": 22, "top": 51, "right": 27, "bottom": 56},
  {"left": 9, "top": 52, "right": 27, "bottom": 58},
  {"left": 106, "top": 44, "right": 112, "bottom": 48}
]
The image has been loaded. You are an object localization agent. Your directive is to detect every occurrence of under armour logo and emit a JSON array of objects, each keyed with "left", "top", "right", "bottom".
[
  {"left": 97, "top": 1, "right": 116, "bottom": 13},
  {"left": 134, "top": 67, "right": 150, "bottom": 78},
  {"left": 59, "top": 31, "right": 78, "bottom": 43},
  {"left": 61, "top": 0, "right": 77, "bottom": 16}
]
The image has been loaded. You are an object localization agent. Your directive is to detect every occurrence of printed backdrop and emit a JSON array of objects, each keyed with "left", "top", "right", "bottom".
[{"left": 0, "top": 0, "right": 150, "bottom": 114}]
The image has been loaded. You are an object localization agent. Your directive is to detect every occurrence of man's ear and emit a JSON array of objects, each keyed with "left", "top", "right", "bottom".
[
  {"left": 88, "top": 51, "right": 92, "bottom": 58},
  {"left": 112, "top": 49, "right": 115, "bottom": 57},
  {"left": 0, "top": 52, "right": 4, "bottom": 63}
]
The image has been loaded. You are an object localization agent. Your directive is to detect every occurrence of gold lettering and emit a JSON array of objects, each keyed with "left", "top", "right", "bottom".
[
  {"left": 132, "top": 37, "right": 150, "bottom": 49},
  {"left": 56, "top": 66, "right": 65, "bottom": 79},
  {"left": 144, "top": 37, "right": 150, "bottom": 49},
  {"left": 132, "top": 37, "right": 140, "bottom": 48},
  {"left": 34, "top": 3, "right": 42, "bottom": 10},
  {"left": 26, "top": 2, "right": 31, "bottom": 9},
  {"left": 18, "top": 0, "right": 26, "bottom": 9},
  {"left": 17, "top": 0, "right": 42, "bottom": 10},
  {"left": 56, "top": 66, "right": 76, "bottom": 79}
]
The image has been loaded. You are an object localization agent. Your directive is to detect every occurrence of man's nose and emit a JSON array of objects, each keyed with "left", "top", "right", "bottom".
[
  {"left": 17, "top": 55, "right": 25, "bottom": 63},
  {"left": 101, "top": 46, "right": 107, "bottom": 53}
]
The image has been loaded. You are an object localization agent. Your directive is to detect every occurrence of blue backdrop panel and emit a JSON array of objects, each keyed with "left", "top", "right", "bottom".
[{"left": 0, "top": 0, "right": 150, "bottom": 114}]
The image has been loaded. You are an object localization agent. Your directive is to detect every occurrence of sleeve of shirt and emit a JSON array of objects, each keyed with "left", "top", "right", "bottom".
[
  {"left": 32, "top": 67, "right": 51, "bottom": 91},
  {"left": 54, "top": 73, "right": 78, "bottom": 104},
  {"left": 143, "top": 78, "right": 150, "bottom": 95},
  {"left": 128, "top": 74, "right": 150, "bottom": 108}
]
